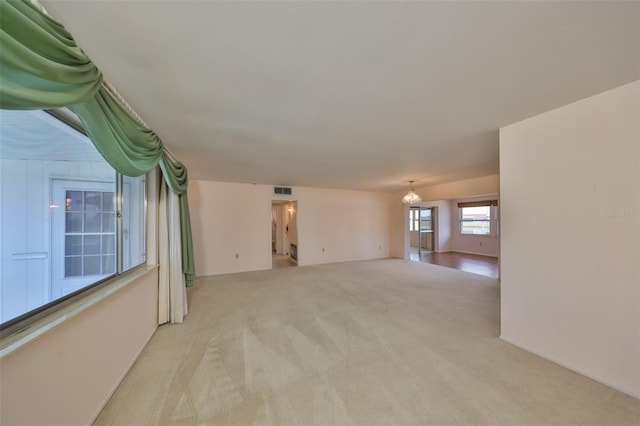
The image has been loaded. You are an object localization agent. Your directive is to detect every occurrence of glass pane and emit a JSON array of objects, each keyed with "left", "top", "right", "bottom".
[
  {"left": 84, "top": 212, "right": 101, "bottom": 232},
  {"left": 102, "top": 255, "right": 116, "bottom": 274},
  {"left": 461, "top": 206, "right": 490, "bottom": 221},
  {"left": 65, "top": 235, "right": 82, "bottom": 255},
  {"left": 102, "top": 212, "right": 115, "bottom": 232},
  {"left": 83, "top": 255, "right": 101, "bottom": 275},
  {"left": 461, "top": 220, "right": 491, "bottom": 235},
  {"left": 102, "top": 192, "right": 115, "bottom": 211},
  {"left": 84, "top": 191, "right": 102, "bottom": 212},
  {"left": 102, "top": 235, "right": 115, "bottom": 255},
  {"left": 84, "top": 235, "right": 101, "bottom": 255},
  {"left": 66, "top": 191, "right": 83, "bottom": 212},
  {"left": 420, "top": 209, "right": 432, "bottom": 231},
  {"left": 65, "top": 256, "right": 83, "bottom": 277},
  {"left": 122, "top": 175, "right": 146, "bottom": 271},
  {"left": 66, "top": 212, "right": 83, "bottom": 233}
]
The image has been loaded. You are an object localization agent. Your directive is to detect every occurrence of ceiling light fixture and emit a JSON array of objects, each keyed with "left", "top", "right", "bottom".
[{"left": 401, "top": 180, "right": 422, "bottom": 204}]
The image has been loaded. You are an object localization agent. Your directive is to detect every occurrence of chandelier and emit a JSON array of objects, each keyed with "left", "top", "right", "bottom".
[{"left": 401, "top": 180, "right": 422, "bottom": 204}]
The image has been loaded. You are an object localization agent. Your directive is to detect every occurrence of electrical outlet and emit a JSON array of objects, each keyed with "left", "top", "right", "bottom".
[
  {"left": 235, "top": 253, "right": 239, "bottom": 259},
  {"left": 322, "top": 248, "right": 325, "bottom": 252}
]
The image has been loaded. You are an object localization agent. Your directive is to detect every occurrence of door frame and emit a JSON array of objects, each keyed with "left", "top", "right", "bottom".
[{"left": 270, "top": 199, "right": 299, "bottom": 268}]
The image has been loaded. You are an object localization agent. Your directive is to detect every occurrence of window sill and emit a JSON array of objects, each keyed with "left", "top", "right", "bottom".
[{"left": 0, "top": 264, "right": 158, "bottom": 360}]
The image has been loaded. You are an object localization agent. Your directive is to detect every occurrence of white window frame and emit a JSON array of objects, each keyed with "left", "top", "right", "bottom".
[{"left": 459, "top": 205, "right": 492, "bottom": 236}]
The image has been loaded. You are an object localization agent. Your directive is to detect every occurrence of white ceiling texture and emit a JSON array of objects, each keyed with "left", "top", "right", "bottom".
[{"left": 40, "top": 1, "right": 639, "bottom": 192}]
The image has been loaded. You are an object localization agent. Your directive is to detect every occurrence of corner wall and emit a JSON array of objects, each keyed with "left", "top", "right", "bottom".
[{"left": 499, "top": 81, "right": 639, "bottom": 397}]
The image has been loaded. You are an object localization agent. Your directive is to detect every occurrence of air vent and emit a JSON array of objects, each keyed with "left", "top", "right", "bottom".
[{"left": 274, "top": 186, "right": 292, "bottom": 195}]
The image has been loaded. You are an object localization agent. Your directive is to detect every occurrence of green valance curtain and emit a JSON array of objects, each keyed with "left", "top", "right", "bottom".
[
  {"left": 0, "top": 0, "right": 102, "bottom": 109},
  {"left": 0, "top": 0, "right": 195, "bottom": 286},
  {"left": 72, "top": 87, "right": 164, "bottom": 177}
]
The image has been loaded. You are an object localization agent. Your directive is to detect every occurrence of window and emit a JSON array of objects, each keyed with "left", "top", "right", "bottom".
[
  {"left": 458, "top": 200, "right": 498, "bottom": 236},
  {"left": 420, "top": 208, "right": 433, "bottom": 232},
  {"left": 0, "top": 109, "right": 146, "bottom": 327},
  {"left": 409, "top": 207, "right": 420, "bottom": 231}
]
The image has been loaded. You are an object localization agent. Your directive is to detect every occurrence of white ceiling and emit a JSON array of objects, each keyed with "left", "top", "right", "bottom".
[
  {"left": 40, "top": 1, "right": 639, "bottom": 192},
  {"left": 0, "top": 110, "right": 103, "bottom": 162}
]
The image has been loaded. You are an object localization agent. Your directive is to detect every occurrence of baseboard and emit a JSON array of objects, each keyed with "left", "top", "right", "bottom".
[
  {"left": 90, "top": 324, "right": 158, "bottom": 423},
  {"left": 499, "top": 335, "right": 640, "bottom": 400}
]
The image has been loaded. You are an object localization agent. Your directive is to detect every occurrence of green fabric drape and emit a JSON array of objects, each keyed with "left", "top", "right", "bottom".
[
  {"left": 0, "top": 0, "right": 102, "bottom": 109},
  {"left": 73, "top": 92, "right": 195, "bottom": 285},
  {"left": 160, "top": 153, "right": 195, "bottom": 286},
  {"left": 178, "top": 195, "right": 195, "bottom": 286},
  {"left": 159, "top": 152, "right": 188, "bottom": 194},
  {"left": 0, "top": 0, "right": 195, "bottom": 285},
  {"left": 72, "top": 87, "right": 164, "bottom": 177}
]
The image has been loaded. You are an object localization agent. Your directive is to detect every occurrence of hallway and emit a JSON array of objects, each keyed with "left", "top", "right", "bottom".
[{"left": 272, "top": 254, "right": 295, "bottom": 269}]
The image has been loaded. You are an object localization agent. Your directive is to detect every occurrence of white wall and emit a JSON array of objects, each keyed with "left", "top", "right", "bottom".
[
  {"left": 389, "top": 201, "right": 408, "bottom": 259},
  {"left": 415, "top": 174, "right": 500, "bottom": 201},
  {"left": 188, "top": 180, "right": 392, "bottom": 276},
  {"left": 294, "top": 186, "right": 390, "bottom": 266},
  {"left": 0, "top": 268, "right": 159, "bottom": 426},
  {"left": 286, "top": 201, "right": 298, "bottom": 253},
  {"left": 500, "top": 81, "right": 640, "bottom": 397},
  {"left": 188, "top": 181, "right": 273, "bottom": 275},
  {"left": 272, "top": 204, "right": 287, "bottom": 255}
]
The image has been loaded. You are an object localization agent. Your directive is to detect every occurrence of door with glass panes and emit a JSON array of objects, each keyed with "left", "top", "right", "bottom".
[{"left": 51, "top": 179, "right": 116, "bottom": 298}]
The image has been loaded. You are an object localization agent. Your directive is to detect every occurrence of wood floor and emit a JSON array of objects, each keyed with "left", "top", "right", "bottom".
[
  {"left": 274, "top": 250, "right": 498, "bottom": 277},
  {"left": 411, "top": 249, "right": 499, "bottom": 279}
]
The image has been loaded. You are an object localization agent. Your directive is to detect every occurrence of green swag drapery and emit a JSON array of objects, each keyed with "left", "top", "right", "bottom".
[
  {"left": 0, "top": 0, "right": 102, "bottom": 108},
  {"left": 72, "top": 86, "right": 164, "bottom": 177},
  {"left": 74, "top": 90, "right": 195, "bottom": 285},
  {"left": 159, "top": 153, "right": 196, "bottom": 285},
  {"left": 0, "top": 0, "right": 195, "bottom": 286}
]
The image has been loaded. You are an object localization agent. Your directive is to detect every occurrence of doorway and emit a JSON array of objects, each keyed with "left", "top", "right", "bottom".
[
  {"left": 271, "top": 200, "right": 298, "bottom": 269},
  {"left": 410, "top": 206, "right": 436, "bottom": 260}
]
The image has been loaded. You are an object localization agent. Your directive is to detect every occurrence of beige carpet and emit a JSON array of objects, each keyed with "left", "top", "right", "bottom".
[{"left": 95, "top": 259, "right": 640, "bottom": 425}]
